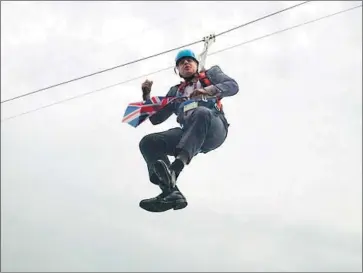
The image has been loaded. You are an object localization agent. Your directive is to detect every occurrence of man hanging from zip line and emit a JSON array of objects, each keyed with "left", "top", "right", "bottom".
[{"left": 138, "top": 49, "right": 239, "bottom": 212}]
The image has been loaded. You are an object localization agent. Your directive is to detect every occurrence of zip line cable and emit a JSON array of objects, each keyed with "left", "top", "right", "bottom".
[
  {"left": 1, "top": 1, "right": 310, "bottom": 104},
  {"left": 1, "top": 67, "right": 174, "bottom": 122},
  {"left": 1, "top": 4, "right": 360, "bottom": 123},
  {"left": 214, "top": 0, "right": 310, "bottom": 38},
  {"left": 209, "top": 4, "right": 362, "bottom": 56}
]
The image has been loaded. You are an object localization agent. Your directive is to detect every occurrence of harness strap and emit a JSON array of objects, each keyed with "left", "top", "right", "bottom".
[
  {"left": 199, "top": 72, "right": 223, "bottom": 112},
  {"left": 177, "top": 71, "right": 224, "bottom": 112}
]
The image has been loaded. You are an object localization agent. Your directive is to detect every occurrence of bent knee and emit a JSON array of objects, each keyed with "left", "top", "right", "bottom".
[{"left": 139, "top": 134, "right": 157, "bottom": 153}]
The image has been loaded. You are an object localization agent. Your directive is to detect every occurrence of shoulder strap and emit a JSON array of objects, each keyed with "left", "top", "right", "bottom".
[
  {"left": 177, "top": 81, "right": 188, "bottom": 93},
  {"left": 198, "top": 71, "right": 212, "bottom": 87},
  {"left": 199, "top": 70, "right": 224, "bottom": 112}
]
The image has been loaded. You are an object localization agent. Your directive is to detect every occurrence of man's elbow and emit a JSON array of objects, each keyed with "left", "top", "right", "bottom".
[
  {"left": 217, "top": 80, "right": 239, "bottom": 97},
  {"left": 230, "top": 80, "right": 239, "bottom": 96}
]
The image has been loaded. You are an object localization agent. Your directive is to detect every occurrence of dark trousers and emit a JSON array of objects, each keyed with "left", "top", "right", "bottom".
[{"left": 139, "top": 106, "right": 229, "bottom": 185}]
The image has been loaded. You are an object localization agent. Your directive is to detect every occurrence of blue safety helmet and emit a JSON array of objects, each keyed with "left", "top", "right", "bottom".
[{"left": 175, "top": 49, "right": 199, "bottom": 66}]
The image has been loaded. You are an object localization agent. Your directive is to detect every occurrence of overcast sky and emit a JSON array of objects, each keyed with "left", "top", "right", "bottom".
[{"left": 1, "top": 1, "right": 362, "bottom": 272}]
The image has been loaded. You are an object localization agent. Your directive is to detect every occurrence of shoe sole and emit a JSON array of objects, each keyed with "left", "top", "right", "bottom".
[
  {"left": 139, "top": 201, "right": 167, "bottom": 212},
  {"left": 140, "top": 199, "right": 188, "bottom": 212},
  {"left": 153, "top": 160, "right": 172, "bottom": 191}
]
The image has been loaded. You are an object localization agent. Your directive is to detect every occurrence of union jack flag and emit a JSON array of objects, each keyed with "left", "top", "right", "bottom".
[{"left": 122, "top": 96, "right": 176, "bottom": 127}]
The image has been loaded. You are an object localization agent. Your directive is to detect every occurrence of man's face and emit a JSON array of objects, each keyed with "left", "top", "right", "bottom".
[{"left": 177, "top": 57, "right": 198, "bottom": 78}]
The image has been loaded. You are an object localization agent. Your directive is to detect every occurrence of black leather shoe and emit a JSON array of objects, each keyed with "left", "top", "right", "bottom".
[
  {"left": 139, "top": 187, "right": 187, "bottom": 212},
  {"left": 153, "top": 159, "right": 176, "bottom": 191},
  {"left": 153, "top": 159, "right": 184, "bottom": 191}
]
